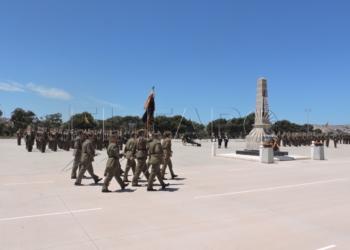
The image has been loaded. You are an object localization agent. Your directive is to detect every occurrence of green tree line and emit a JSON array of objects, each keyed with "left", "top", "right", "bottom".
[{"left": 0, "top": 108, "right": 322, "bottom": 137}]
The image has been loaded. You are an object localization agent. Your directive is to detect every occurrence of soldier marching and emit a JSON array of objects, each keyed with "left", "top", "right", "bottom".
[{"left": 21, "top": 126, "right": 176, "bottom": 193}]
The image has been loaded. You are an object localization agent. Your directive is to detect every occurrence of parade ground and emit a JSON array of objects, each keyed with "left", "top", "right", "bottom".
[{"left": 1, "top": 139, "right": 350, "bottom": 250}]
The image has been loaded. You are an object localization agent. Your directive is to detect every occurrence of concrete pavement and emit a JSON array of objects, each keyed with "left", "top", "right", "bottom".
[{"left": 0, "top": 139, "right": 349, "bottom": 250}]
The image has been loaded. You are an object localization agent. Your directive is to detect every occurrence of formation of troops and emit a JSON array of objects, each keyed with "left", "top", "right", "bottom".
[
  {"left": 17, "top": 127, "right": 178, "bottom": 192},
  {"left": 209, "top": 130, "right": 348, "bottom": 149},
  {"left": 17, "top": 127, "right": 127, "bottom": 153},
  {"left": 276, "top": 131, "right": 349, "bottom": 148}
]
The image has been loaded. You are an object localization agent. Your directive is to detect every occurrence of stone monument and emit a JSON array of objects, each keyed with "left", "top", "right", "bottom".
[{"left": 245, "top": 77, "right": 274, "bottom": 150}]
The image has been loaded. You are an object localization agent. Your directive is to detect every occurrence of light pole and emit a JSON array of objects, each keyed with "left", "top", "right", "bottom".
[
  {"left": 69, "top": 103, "right": 71, "bottom": 130},
  {"left": 305, "top": 108, "right": 311, "bottom": 133},
  {"left": 71, "top": 107, "right": 73, "bottom": 129}
]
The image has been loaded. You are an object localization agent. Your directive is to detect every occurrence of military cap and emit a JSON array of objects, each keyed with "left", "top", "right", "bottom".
[
  {"left": 138, "top": 129, "right": 145, "bottom": 135},
  {"left": 164, "top": 131, "right": 172, "bottom": 137},
  {"left": 130, "top": 132, "right": 136, "bottom": 137},
  {"left": 87, "top": 132, "right": 93, "bottom": 137},
  {"left": 155, "top": 132, "right": 162, "bottom": 137}
]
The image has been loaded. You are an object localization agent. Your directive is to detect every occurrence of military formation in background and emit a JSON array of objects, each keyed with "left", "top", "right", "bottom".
[
  {"left": 19, "top": 127, "right": 177, "bottom": 192},
  {"left": 276, "top": 131, "right": 349, "bottom": 148},
  {"left": 20, "top": 128, "right": 128, "bottom": 152},
  {"left": 209, "top": 130, "right": 349, "bottom": 149}
]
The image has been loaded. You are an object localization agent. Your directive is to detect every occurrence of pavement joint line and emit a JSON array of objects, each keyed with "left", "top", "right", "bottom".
[
  {"left": 91, "top": 197, "right": 348, "bottom": 243},
  {"left": 317, "top": 245, "right": 336, "bottom": 250},
  {"left": 0, "top": 208, "right": 103, "bottom": 221},
  {"left": 4, "top": 181, "right": 54, "bottom": 185},
  {"left": 194, "top": 178, "right": 349, "bottom": 199},
  {"left": 48, "top": 182, "right": 100, "bottom": 250}
]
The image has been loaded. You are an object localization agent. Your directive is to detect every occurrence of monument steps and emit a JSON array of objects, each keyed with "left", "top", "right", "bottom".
[{"left": 216, "top": 153, "right": 310, "bottom": 162}]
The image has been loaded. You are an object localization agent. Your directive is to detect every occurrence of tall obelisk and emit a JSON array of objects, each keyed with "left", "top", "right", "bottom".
[{"left": 246, "top": 77, "right": 274, "bottom": 150}]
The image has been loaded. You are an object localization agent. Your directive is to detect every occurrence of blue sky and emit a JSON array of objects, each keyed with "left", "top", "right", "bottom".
[{"left": 1, "top": 0, "right": 349, "bottom": 126}]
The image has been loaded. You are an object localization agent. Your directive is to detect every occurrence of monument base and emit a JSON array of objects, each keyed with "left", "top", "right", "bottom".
[
  {"left": 246, "top": 126, "right": 274, "bottom": 150},
  {"left": 236, "top": 149, "right": 288, "bottom": 157},
  {"left": 261, "top": 147, "right": 274, "bottom": 163},
  {"left": 313, "top": 145, "right": 325, "bottom": 160}
]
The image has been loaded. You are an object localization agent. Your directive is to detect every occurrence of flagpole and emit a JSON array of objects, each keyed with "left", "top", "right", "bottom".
[
  {"left": 103, "top": 108, "right": 104, "bottom": 137},
  {"left": 150, "top": 86, "right": 155, "bottom": 135}
]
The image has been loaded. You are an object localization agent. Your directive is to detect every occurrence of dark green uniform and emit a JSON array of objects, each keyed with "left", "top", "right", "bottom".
[
  {"left": 334, "top": 134, "right": 339, "bottom": 148},
  {"left": 52, "top": 130, "right": 58, "bottom": 151},
  {"left": 147, "top": 138, "right": 167, "bottom": 190},
  {"left": 16, "top": 130, "right": 22, "bottom": 145},
  {"left": 92, "top": 132, "right": 97, "bottom": 150},
  {"left": 123, "top": 137, "right": 136, "bottom": 182},
  {"left": 325, "top": 133, "right": 330, "bottom": 147},
  {"left": 102, "top": 143, "right": 126, "bottom": 192},
  {"left": 132, "top": 135, "right": 149, "bottom": 186},
  {"left": 71, "top": 136, "right": 83, "bottom": 178},
  {"left": 57, "top": 130, "right": 62, "bottom": 149},
  {"left": 25, "top": 131, "right": 35, "bottom": 152},
  {"left": 75, "top": 138, "right": 100, "bottom": 185},
  {"left": 40, "top": 130, "right": 48, "bottom": 153},
  {"left": 282, "top": 132, "right": 287, "bottom": 147},
  {"left": 36, "top": 130, "right": 41, "bottom": 150},
  {"left": 97, "top": 130, "right": 103, "bottom": 150},
  {"left": 66, "top": 130, "right": 71, "bottom": 151},
  {"left": 161, "top": 137, "right": 176, "bottom": 178}
]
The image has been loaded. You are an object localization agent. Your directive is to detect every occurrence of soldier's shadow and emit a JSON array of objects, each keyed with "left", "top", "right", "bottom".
[
  {"left": 115, "top": 189, "right": 136, "bottom": 193},
  {"left": 171, "top": 178, "right": 186, "bottom": 181},
  {"left": 154, "top": 183, "right": 184, "bottom": 186},
  {"left": 88, "top": 183, "right": 103, "bottom": 186},
  {"left": 157, "top": 188, "right": 179, "bottom": 192},
  {"left": 155, "top": 182, "right": 184, "bottom": 185}
]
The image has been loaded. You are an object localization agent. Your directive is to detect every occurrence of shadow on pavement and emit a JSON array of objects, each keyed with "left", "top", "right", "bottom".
[
  {"left": 157, "top": 188, "right": 179, "bottom": 192},
  {"left": 154, "top": 183, "right": 184, "bottom": 187},
  {"left": 115, "top": 189, "right": 137, "bottom": 193},
  {"left": 171, "top": 178, "right": 186, "bottom": 181},
  {"left": 88, "top": 183, "right": 103, "bottom": 186}
]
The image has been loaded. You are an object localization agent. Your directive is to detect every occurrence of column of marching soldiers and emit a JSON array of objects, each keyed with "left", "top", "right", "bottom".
[
  {"left": 18, "top": 127, "right": 178, "bottom": 192},
  {"left": 276, "top": 131, "right": 346, "bottom": 148}
]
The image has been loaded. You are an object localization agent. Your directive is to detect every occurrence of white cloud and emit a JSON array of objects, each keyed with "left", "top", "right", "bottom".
[
  {"left": 9, "top": 81, "right": 23, "bottom": 88},
  {"left": 86, "top": 96, "right": 123, "bottom": 108},
  {"left": 27, "top": 83, "right": 71, "bottom": 100},
  {"left": 0, "top": 82, "right": 25, "bottom": 92},
  {"left": 0, "top": 80, "right": 72, "bottom": 100}
]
